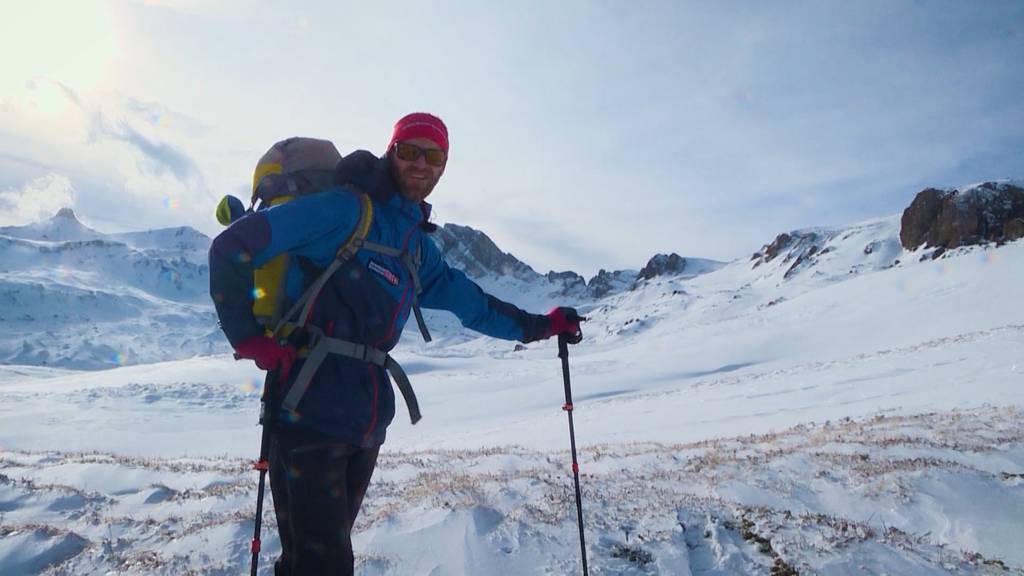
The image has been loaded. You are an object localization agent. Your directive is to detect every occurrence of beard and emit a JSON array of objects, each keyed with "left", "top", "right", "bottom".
[{"left": 392, "top": 159, "right": 443, "bottom": 203}]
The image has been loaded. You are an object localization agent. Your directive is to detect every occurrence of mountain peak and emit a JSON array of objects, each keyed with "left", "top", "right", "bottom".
[
  {"left": 433, "top": 223, "right": 540, "bottom": 282},
  {"left": 0, "top": 207, "right": 100, "bottom": 243},
  {"left": 54, "top": 207, "right": 78, "bottom": 220}
]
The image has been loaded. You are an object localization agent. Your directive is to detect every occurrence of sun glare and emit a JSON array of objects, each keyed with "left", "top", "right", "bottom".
[{"left": 0, "top": 1, "right": 117, "bottom": 100}]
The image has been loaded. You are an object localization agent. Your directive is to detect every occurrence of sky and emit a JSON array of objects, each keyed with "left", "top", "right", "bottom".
[{"left": 0, "top": 0, "right": 1022, "bottom": 277}]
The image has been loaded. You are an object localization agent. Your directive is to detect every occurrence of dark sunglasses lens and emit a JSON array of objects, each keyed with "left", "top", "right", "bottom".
[
  {"left": 424, "top": 149, "right": 447, "bottom": 166},
  {"left": 395, "top": 143, "right": 419, "bottom": 162}
]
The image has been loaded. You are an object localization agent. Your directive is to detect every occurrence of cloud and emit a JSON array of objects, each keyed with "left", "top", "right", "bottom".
[
  {"left": 120, "top": 95, "right": 210, "bottom": 138},
  {"left": 90, "top": 115, "right": 203, "bottom": 187},
  {"left": 0, "top": 174, "right": 75, "bottom": 226},
  {"left": 0, "top": 76, "right": 222, "bottom": 235},
  {"left": 26, "top": 77, "right": 82, "bottom": 108}
]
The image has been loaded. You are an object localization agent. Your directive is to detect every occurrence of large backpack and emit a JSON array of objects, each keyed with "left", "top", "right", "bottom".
[
  {"left": 216, "top": 138, "right": 347, "bottom": 327},
  {"left": 216, "top": 137, "right": 428, "bottom": 423}
]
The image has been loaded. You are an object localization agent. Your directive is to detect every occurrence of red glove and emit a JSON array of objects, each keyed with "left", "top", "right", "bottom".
[
  {"left": 544, "top": 307, "right": 584, "bottom": 344},
  {"left": 234, "top": 336, "right": 297, "bottom": 382}
]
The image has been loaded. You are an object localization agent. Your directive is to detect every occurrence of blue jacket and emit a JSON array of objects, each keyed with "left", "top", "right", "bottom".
[{"left": 210, "top": 151, "right": 549, "bottom": 446}]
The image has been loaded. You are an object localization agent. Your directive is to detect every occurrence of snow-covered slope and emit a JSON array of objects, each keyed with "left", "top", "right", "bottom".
[{"left": 1, "top": 196, "right": 1022, "bottom": 574}]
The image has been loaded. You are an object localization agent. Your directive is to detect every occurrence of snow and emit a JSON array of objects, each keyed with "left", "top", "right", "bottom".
[
  {"left": 1, "top": 208, "right": 1023, "bottom": 573},
  {"left": 0, "top": 212, "right": 221, "bottom": 369}
]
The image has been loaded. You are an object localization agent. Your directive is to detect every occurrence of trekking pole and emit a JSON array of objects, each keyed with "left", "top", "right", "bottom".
[
  {"left": 558, "top": 333, "right": 589, "bottom": 576},
  {"left": 249, "top": 368, "right": 277, "bottom": 576}
]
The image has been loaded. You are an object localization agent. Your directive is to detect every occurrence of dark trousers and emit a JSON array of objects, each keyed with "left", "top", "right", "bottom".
[{"left": 269, "top": 425, "right": 380, "bottom": 576}]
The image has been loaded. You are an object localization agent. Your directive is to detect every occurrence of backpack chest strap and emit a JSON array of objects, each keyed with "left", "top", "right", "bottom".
[{"left": 281, "top": 335, "right": 422, "bottom": 425}]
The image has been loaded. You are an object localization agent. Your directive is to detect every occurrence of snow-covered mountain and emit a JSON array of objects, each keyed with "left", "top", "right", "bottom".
[
  {"left": 0, "top": 211, "right": 723, "bottom": 369},
  {"left": 0, "top": 207, "right": 104, "bottom": 242},
  {"left": 432, "top": 222, "right": 725, "bottom": 302},
  {"left": 0, "top": 209, "right": 219, "bottom": 369}
]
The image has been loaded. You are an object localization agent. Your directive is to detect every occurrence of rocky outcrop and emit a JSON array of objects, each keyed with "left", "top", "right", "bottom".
[
  {"left": 586, "top": 269, "right": 637, "bottom": 298},
  {"left": 900, "top": 182, "right": 1024, "bottom": 251},
  {"left": 545, "top": 270, "right": 587, "bottom": 295},
  {"left": 752, "top": 233, "right": 794, "bottom": 264},
  {"left": 432, "top": 223, "right": 541, "bottom": 282},
  {"left": 430, "top": 224, "right": 589, "bottom": 297},
  {"left": 587, "top": 253, "right": 717, "bottom": 296},
  {"left": 750, "top": 231, "right": 829, "bottom": 279},
  {"left": 638, "top": 253, "right": 687, "bottom": 280}
]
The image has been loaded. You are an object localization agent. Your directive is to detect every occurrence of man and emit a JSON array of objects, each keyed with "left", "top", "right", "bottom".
[{"left": 209, "top": 112, "right": 582, "bottom": 575}]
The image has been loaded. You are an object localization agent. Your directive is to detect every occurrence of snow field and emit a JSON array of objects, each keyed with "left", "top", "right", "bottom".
[
  {"left": 1, "top": 208, "right": 1022, "bottom": 573},
  {"left": 1, "top": 408, "right": 1021, "bottom": 574}
]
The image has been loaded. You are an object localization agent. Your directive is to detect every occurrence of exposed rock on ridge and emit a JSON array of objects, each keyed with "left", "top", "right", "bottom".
[
  {"left": 587, "top": 269, "right": 639, "bottom": 298},
  {"left": 432, "top": 223, "right": 541, "bottom": 282},
  {"left": 431, "top": 225, "right": 714, "bottom": 299},
  {"left": 900, "top": 182, "right": 1024, "bottom": 251},
  {"left": 638, "top": 253, "right": 688, "bottom": 280},
  {"left": 751, "top": 231, "right": 830, "bottom": 279}
]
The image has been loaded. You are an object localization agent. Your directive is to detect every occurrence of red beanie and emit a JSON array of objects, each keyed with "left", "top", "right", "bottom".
[{"left": 387, "top": 112, "right": 449, "bottom": 153}]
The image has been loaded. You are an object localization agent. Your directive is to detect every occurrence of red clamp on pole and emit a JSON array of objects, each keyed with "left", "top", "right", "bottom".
[
  {"left": 253, "top": 459, "right": 269, "bottom": 472},
  {"left": 251, "top": 538, "right": 261, "bottom": 554},
  {"left": 563, "top": 403, "right": 574, "bottom": 412}
]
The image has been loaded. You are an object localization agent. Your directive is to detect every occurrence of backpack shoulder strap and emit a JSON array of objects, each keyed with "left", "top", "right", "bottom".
[
  {"left": 359, "top": 238, "right": 432, "bottom": 343},
  {"left": 272, "top": 191, "right": 373, "bottom": 337}
]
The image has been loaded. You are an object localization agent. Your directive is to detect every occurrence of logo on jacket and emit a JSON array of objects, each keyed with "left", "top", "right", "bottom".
[{"left": 368, "top": 259, "right": 400, "bottom": 286}]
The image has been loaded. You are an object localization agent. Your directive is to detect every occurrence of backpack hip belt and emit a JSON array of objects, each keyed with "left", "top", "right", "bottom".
[{"left": 282, "top": 333, "right": 421, "bottom": 424}]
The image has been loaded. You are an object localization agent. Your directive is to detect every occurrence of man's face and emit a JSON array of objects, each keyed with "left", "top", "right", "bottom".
[{"left": 391, "top": 137, "right": 447, "bottom": 203}]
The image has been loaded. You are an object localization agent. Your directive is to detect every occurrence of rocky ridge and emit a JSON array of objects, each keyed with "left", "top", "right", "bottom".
[
  {"left": 900, "top": 181, "right": 1024, "bottom": 254},
  {"left": 431, "top": 223, "right": 718, "bottom": 298}
]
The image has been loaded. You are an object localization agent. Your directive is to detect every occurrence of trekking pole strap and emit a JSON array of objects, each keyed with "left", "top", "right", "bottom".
[{"left": 281, "top": 337, "right": 422, "bottom": 424}]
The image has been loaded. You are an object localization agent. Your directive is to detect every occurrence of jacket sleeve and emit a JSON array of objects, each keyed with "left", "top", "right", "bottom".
[
  {"left": 208, "top": 189, "right": 363, "bottom": 347},
  {"left": 416, "top": 236, "right": 550, "bottom": 343}
]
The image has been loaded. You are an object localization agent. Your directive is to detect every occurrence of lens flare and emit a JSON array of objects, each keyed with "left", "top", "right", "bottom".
[
  {"left": 160, "top": 269, "right": 182, "bottom": 284},
  {"left": 163, "top": 197, "right": 180, "bottom": 209},
  {"left": 934, "top": 261, "right": 952, "bottom": 276},
  {"left": 241, "top": 376, "right": 260, "bottom": 394},
  {"left": 252, "top": 287, "right": 266, "bottom": 300},
  {"left": 111, "top": 352, "right": 128, "bottom": 366}
]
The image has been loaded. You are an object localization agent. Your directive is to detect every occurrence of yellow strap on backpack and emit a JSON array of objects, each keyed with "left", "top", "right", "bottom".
[
  {"left": 337, "top": 192, "right": 373, "bottom": 259},
  {"left": 252, "top": 195, "right": 297, "bottom": 325}
]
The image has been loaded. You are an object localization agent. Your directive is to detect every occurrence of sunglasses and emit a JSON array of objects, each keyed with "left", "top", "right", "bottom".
[{"left": 393, "top": 142, "right": 447, "bottom": 167}]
